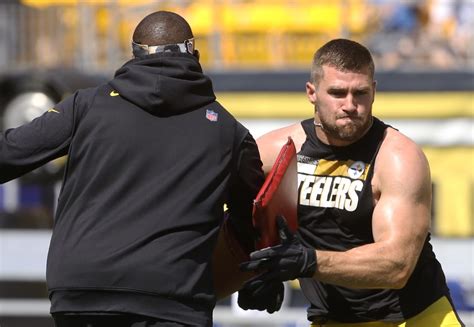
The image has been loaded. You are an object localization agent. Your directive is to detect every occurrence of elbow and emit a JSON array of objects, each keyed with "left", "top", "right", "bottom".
[
  {"left": 390, "top": 275, "right": 409, "bottom": 289},
  {"left": 388, "top": 262, "right": 414, "bottom": 289}
]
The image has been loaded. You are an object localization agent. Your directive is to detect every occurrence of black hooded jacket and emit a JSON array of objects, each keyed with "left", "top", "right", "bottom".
[{"left": 0, "top": 53, "right": 264, "bottom": 325}]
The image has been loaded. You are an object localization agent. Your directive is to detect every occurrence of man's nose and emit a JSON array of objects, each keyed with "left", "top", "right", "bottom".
[{"left": 342, "top": 94, "right": 357, "bottom": 112}]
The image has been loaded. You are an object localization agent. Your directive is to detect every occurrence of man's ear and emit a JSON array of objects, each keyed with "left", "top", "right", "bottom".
[
  {"left": 371, "top": 80, "right": 377, "bottom": 104},
  {"left": 193, "top": 49, "right": 200, "bottom": 60},
  {"left": 306, "top": 82, "right": 317, "bottom": 104}
]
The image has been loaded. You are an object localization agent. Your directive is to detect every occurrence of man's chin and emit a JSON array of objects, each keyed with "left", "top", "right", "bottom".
[
  {"left": 322, "top": 120, "right": 369, "bottom": 143},
  {"left": 337, "top": 119, "right": 372, "bottom": 140},
  {"left": 333, "top": 126, "right": 364, "bottom": 142}
]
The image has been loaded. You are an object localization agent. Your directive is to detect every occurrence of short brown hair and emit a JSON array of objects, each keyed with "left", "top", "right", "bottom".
[{"left": 310, "top": 39, "right": 375, "bottom": 84}]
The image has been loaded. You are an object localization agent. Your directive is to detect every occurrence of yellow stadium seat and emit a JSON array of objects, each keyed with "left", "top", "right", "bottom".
[{"left": 22, "top": 0, "right": 155, "bottom": 6}]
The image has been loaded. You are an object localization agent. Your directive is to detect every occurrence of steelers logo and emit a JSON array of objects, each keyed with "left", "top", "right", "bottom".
[{"left": 348, "top": 161, "right": 366, "bottom": 179}]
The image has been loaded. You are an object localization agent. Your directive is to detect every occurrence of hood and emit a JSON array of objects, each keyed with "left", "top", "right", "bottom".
[{"left": 109, "top": 53, "right": 216, "bottom": 116}]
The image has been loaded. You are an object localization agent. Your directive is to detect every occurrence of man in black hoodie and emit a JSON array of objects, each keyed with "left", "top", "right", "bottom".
[{"left": 0, "top": 11, "right": 265, "bottom": 326}]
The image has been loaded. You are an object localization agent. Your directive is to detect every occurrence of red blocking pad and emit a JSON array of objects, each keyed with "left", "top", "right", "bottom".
[{"left": 253, "top": 137, "right": 298, "bottom": 249}]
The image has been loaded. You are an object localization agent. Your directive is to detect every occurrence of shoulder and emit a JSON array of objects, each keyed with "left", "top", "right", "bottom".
[
  {"left": 373, "top": 127, "right": 431, "bottom": 200},
  {"left": 256, "top": 122, "right": 306, "bottom": 174},
  {"left": 54, "top": 86, "right": 97, "bottom": 112},
  {"left": 378, "top": 128, "right": 429, "bottom": 170},
  {"left": 213, "top": 101, "right": 247, "bottom": 128},
  {"left": 76, "top": 84, "right": 109, "bottom": 100},
  {"left": 74, "top": 86, "right": 102, "bottom": 108},
  {"left": 257, "top": 122, "right": 307, "bottom": 151}
]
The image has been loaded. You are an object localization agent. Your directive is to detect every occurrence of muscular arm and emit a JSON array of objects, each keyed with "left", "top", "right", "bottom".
[{"left": 313, "top": 129, "right": 432, "bottom": 289}]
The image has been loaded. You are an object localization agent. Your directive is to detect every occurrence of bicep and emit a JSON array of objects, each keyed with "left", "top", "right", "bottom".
[{"left": 372, "top": 141, "right": 431, "bottom": 270}]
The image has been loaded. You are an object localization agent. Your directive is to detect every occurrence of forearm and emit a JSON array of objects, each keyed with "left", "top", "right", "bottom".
[
  {"left": 314, "top": 243, "right": 411, "bottom": 289},
  {"left": 241, "top": 218, "right": 419, "bottom": 290},
  {"left": 0, "top": 130, "right": 69, "bottom": 183},
  {"left": 314, "top": 194, "right": 430, "bottom": 289},
  {"left": 0, "top": 93, "right": 79, "bottom": 183}
]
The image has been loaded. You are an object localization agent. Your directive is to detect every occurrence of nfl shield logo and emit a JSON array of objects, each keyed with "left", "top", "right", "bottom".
[{"left": 206, "top": 109, "right": 218, "bottom": 122}]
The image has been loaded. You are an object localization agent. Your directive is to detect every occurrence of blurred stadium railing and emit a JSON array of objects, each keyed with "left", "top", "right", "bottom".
[
  {"left": 0, "top": 0, "right": 472, "bottom": 72},
  {"left": 0, "top": 1, "right": 473, "bottom": 327}
]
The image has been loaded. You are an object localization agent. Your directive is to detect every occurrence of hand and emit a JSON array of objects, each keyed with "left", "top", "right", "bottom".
[
  {"left": 240, "top": 215, "right": 317, "bottom": 282},
  {"left": 238, "top": 278, "right": 284, "bottom": 314}
]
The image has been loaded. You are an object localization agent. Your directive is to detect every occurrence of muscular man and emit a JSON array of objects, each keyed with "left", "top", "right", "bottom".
[
  {"left": 241, "top": 39, "right": 464, "bottom": 326},
  {"left": 0, "top": 11, "right": 263, "bottom": 327}
]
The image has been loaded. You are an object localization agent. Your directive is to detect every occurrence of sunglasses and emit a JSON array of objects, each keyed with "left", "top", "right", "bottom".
[{"left": 132, "top": 38, "right": 195, "bottom": 58}]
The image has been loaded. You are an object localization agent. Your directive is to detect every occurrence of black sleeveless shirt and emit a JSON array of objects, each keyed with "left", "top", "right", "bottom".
[{"left": 297, "top": 117, "right": 450, "bottom": 323}]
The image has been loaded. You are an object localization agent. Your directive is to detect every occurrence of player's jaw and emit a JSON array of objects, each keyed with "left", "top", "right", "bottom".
[{"left": 320, "top": 112, "right": 372, "bottom": 144}]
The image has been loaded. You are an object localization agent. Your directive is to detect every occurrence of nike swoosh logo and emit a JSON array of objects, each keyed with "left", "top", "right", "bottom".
[
  {"left": 110, "top": 90, "right": 120, "bottom": 97},
  {"left": 47, "top": 108, "right": 60, "bottom": 113}
]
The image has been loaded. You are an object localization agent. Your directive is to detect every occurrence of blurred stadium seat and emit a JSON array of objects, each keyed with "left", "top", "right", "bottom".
[
  {"left": 448, "top": 280, "right": 474, "bottom": 312},
  {"left": 9, "top": 0, "right": 470, "bottom": 71}
]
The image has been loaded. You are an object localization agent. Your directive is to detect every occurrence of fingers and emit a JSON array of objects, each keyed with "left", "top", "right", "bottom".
[
  {"left": 238, "top": 284, "right": 264, "bottom": 310},
  {"left": 247, "top": 270, "right": 283, "bottom": 285},
  {"left": 240, "top": 245, "right": 294, "bottom": 272},
  {"left": 249, "top": 245, "right": 280, "bottom": 260},
  {"left": 265, "top": 281, "right": 284, "bottom": 313},
  {"left": 238, "top": 276, "right": 285, "bottom": 314},
  {"left": 240, "top": 248, "right": 288, "bottom": 271},
  {"left": 239, "top": 215, "right": 297, "bottom": 273},
  {"left": 272, "top": 281, "right": 285, "bottom": 313},
  {"left": 240, "top": 257, "right": 271, "bottom": 271},
  {"left": 241, "top": 276, "right": 267, "bottom": 295},
  {"left": 242, "top": 271, "right": 275, "bottom": 289}
]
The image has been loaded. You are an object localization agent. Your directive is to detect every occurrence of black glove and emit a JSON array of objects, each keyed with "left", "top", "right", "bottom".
[
  {"left": 237, "top": 278, "right": 284, "bottom": 314},
  {"left": 240, "top": 215, "right": 317, "bottom": 282}
]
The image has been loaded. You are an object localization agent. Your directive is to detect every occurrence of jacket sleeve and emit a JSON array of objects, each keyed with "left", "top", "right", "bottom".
[
  {"left": 227, "top": 131, "right": 265, "bottom": 252},
  {"left": 0, "top": 90, "right": 88, "bottom": 183}
]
